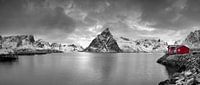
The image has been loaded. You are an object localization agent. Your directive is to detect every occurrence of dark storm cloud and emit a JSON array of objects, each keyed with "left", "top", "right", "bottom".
[
  {"left": 182, "top": 0, "right": 200, "bottom": 22},
  {"left": 136, "top": 0, "right": 200, "bottom": 30},
  {"left": 0, "top": 0, "right": 75, "bottom": 35},
  {"left": 138, "top": 0, "right": 178, "bottom": 28},
  {"left": 1, "top": 0, "right": 200, "bottom": 44},
  {"left": 75, "top": 0, "right": 200, "bottom": 30},
  {"left": 71, "top": 0, "right": 195, "bottom": 30},
  {"left": 0, "top": 0, "right": 193, "bottom": 34}
]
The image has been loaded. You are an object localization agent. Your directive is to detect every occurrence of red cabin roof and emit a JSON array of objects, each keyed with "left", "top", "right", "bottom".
[{"left": 167, "top": 45, "right": 190, "bottom": 55}]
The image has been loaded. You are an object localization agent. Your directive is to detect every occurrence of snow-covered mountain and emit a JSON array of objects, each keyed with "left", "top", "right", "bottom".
[
  {"left": 63, "top": 44, "right": 84, "bottom": 52},
  {"left": 0, "top": 30, "right": 170, "bottom": 54},
  {"left": 34, "top": 39, "right": 52, "bottom": 49},
  {"left": 51, "top": 43, "right": 84, "bottom": 52},
  {"left": 84, "top": 28, "right": 168, "bottom": 53},
  {"left": 84, "top": 28, "right": 122, "bottom": 52},
  {"left": 0, "top": 35, "right": 84, "bottom": 54},
  {"left": 174, "top": 40, "right": 183, "bottom": 45},
  {"left": 173, "top": 30, "right": 200, "bottom": 48},
  {"left": 0, "top": 35, "right": 35, "bottom": 49},
  {"left": 116, "top": 37, "right": 168, "bottom": 53},
  {"left": 182, "top": 30, "right": 200, "bottom": 48}
]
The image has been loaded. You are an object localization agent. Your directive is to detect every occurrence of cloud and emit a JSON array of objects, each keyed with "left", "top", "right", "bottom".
[
  {"left": 65, "top": 0, "right": 200, "bottom": 45},
  {"left": 182, "top": 0, "right": 200, "bottom": 22},
  {"left": 0, "top": 0, "right": 75, "bottom": 37},
  {"left": 0, "top": 0, "right": 200, "bottom": 44},
  {"left": 136, "top": 0, "right": 200, "bottom": 30}
]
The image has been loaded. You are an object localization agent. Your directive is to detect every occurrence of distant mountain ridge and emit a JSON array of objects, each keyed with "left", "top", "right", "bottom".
[
  {"left": 0, "top": 35, "right": 84, "bottom": 54},
  {"left": 117, "top": 37, "right": 168, "bottom": 53},
  {"left": 174, "top": 30, "right": 200, "bottom": 48},
  {"left": 0, "top": 35, "right": 35, "bottom": 49},
  {"left": 0, "top": 28, "right": 176, "bottom": 54},
  {"left": 84, "top": 28, "right": 168, "bottom": 53},
  {"left": 183, "top": 30, "right": 200, "bottom": 48}
]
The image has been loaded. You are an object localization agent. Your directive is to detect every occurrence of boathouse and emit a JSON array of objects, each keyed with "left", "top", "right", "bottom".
[{"left": 167, "top": 45, "right": 190, "bottom": 55}]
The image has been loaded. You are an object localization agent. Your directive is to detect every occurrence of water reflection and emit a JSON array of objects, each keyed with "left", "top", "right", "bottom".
[
  {"left": 0, "top": 59, "right": 18, "bottom": 65},
  {"left": 87, "top": 54, "right": 118, "bottom": 84},
  {"left": 0, "top": 53, "right": 168, "bottom": 85}
]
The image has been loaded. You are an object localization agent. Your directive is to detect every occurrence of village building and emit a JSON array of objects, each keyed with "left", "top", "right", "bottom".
[{"left": 167, "top": 45, "right": 190, "bottom": 55}]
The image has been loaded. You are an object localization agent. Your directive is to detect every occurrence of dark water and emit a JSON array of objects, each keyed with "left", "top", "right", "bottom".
[{"left": 0, "top": 53, "right": 168, "bottom": 85}]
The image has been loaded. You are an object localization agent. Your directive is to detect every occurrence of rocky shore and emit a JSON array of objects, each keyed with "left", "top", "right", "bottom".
[
  {"left": 0, "top": 54, "right": 18, "bottom": 62},
  {"left": 0, "top": 48, "right": 64, "bottom": 62},
  {"left": 0, "top": 49, "right": 17, "bottom": 61},
  {"left": 13, "top": 49, "right": 63, "bottom": 55},
  {"left": 0, "top": 35, "right": 64, "bottom": 61},
  {"left": 157, "top": 54, "right": 200, "bottom": 85}
]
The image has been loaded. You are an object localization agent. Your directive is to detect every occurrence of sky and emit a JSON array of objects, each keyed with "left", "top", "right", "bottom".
[{"left": 0, "top": 0, "right": 200, "bottom": 46}]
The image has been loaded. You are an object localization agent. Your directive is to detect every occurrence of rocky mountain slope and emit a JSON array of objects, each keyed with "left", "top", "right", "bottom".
[
  {"left": 0, "top": 35, "right": 35, "bottom": 49},
  {"left": 84, "top": 28, "right": 122, "bottom": 52},
  {"left": 51, "top": 43, "right": 84, "bottom": 52},
  {"left": 63, "top": 44, "right": 84, "bottom": 52},
  {"left": 84, "top": 28, "right": 168, "bottom": 53},
  {"left": 182, "top": 30, "right": 200, "bottom": 48},
  {"left": 174, "top": 30, "right": 200, "bottom": 48},
  {"left": 0, "top": 28, "right": 170, "bottom": 54},
  {"left": 117, "top": 37, "right": 168, "bottom": 53}
]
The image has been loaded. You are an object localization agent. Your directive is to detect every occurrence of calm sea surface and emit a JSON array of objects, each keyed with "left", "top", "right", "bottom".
[{"left": 0, "top": 53, "right": 168, "bottom": 85}]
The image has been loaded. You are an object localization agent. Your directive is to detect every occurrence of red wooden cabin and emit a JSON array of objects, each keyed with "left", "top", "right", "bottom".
[{"left": 167, "top": 45, "right": 190, "bottom": 55}]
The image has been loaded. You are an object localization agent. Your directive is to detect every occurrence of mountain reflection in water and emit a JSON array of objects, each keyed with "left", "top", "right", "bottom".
[{"left": 0, "top": 53, "right": 167, "bottom": 85}]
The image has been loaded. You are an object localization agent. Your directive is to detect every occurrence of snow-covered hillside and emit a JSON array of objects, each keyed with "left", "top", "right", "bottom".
[
  {"left": 0, "top": 35, "right": 84, "bottom": 54},
  {"left": 182, "top": 30, "right": 200, "bottom": 48},
  {"left": 116, "top": 37, "right": 168, "bottom": 53}
]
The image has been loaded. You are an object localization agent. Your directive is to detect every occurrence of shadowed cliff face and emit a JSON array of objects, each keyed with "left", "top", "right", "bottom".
[{"left": 84, "top": 28, "right": 122, "bottom": 53}]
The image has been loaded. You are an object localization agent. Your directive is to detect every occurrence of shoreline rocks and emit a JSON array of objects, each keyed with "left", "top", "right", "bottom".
[
  {"left": 0, "top": 49, "right": 18, "bottom": 61},
  {"left": 13, "top": 49, "right": 63, "bottom": 56},
  {"left": 157, "top": 54, "right": 200, "bottom": 85},
  {"left": 159, "top": 68, "right": 200, "bottom": 85},
  {"left": 157, "top": 54, "right": 200, "bottom": 70},
  {"left": 0, "top": 54, "right": 18, "bottom": 62}
]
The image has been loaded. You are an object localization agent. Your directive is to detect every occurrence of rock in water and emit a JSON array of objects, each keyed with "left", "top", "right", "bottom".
[{"left": 84, "top": 28, "right": 122, "bottom": 52}]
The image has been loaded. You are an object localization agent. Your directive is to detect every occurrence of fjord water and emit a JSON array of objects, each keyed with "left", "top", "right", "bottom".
[{"left": 0, "top": 53, "right": 168, "bottom": 85}]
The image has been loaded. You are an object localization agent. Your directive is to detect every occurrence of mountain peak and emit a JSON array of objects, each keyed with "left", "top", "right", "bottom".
[
  {"left": 100, "top": 28, "right": 112, "bottom": 37},
  {"left": 102, "top": 28, "right": 110, "bottom": 33},
  {"left": 182, "top": 29, "right": 200, "bottom": 48},
  {"left": 84, "top": 28, "right": 121, "bottom": 52}
]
